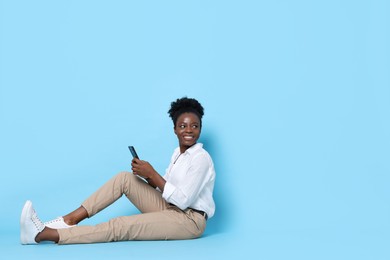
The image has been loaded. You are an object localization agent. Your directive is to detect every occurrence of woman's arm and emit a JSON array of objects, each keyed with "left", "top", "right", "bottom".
[{"left": 131, "top": 158, "right": 166, "bottom": 191}]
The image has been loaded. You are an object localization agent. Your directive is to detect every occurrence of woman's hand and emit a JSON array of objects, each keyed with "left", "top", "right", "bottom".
[
  {"left": 131, "top": 158, "right": 156, "bottom": 179},
  {"left": 131, "top": 158, "right": 167, "bottom": 191}
]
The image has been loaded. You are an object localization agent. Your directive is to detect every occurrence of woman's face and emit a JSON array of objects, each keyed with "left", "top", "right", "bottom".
[{"left": 174, "top": 112, "right": 201, "bottom": 152}]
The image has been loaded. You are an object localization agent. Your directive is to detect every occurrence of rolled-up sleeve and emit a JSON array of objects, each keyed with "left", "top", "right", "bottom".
[{"left": 162, "top": 181, "right": 176, "bottom": 200}]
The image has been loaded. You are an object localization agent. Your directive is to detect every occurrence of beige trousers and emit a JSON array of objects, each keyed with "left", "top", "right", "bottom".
[{"left": 57, "top": 172, "right": 206, "bottom": 244}]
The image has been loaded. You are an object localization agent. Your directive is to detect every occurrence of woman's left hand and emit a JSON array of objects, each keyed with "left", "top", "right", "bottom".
[{"left": 131, "top": 158, "right": 156, "bottom": 179}]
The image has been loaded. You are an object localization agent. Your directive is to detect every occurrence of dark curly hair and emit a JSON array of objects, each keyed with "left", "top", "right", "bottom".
[{"left": 168, "top": 97, "right": 204, "bottom": 127}]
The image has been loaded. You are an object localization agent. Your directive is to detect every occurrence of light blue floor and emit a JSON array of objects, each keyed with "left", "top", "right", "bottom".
[
  {"left": 2, "top": 227, "right": 389, "bottom": 259},
  {"left": 2, "top": 231, "right": 234, "bottom": 260}
]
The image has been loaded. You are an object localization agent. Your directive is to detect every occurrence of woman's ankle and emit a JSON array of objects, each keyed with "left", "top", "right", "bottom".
[
  {"left": 63, "top": 206, "right": 88, "bottom": 226},
  {"left": 62, "top": 216, "right": 75, "bottom": 226},
  {"left": 35, "top": 227, "right": 59, "bottom": 243}
]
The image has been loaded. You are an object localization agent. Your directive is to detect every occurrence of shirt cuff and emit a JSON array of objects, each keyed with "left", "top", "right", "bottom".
[{"left": 162, "top": 181, "right": 175, "bottom": 201}]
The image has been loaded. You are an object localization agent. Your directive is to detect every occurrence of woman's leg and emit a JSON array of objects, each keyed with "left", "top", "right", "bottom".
[
  {"left": 81, "top": 171, "right": 168, "bottom": 218},
  {"left": 34, "top": 171, "right": 169, "bottom": 244},
  {"left": 57, "top": 208, "right": 207, "bottom": 244},
  {"left": 51, "top": 171, "right": 167, "bottom": 227}
]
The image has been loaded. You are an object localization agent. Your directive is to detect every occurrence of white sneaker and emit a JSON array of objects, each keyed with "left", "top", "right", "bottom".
[
  {"left": 44, "top": 217, "right": 75, "bottom": 229},
  {"left": 20, "top": 200, "right": 45, "bottom": 245}
]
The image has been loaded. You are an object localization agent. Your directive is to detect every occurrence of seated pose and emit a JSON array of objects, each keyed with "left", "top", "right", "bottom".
[{"left": 20, "top": 97, "right": 216, "bottom": 245}]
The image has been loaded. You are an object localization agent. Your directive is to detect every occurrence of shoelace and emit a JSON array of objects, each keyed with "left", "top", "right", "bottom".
[
  {"left": 44, "top": 217, "right": 75, "bottom": 228},
  {"left": 31, "top": 209, "right": 45, "bottom": 232},
  {"left": 44, "top": 217, "right": 62, "bottom": 225}
]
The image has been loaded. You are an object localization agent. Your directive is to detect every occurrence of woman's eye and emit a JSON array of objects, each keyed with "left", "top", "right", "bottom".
[{"left": 192, "top": 125, "right": 198, "bottom": 128}]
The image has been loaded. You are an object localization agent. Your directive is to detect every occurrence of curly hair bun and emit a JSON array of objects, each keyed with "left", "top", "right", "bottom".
[{"left": 168, "top": 97, "right": 204, "bottom": 126}]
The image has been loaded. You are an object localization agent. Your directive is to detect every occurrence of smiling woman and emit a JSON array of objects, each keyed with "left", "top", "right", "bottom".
[{"left": 20, "top": 97, "right": 216, "bottom": 245}]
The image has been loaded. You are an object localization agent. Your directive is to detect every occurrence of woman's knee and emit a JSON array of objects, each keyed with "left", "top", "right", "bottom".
[
  {"left": 115, "top": 171, "right": 148, "bottom": 195},
  {"left": 117, "top": 171, "right": 140, "bottom": 181},
  {"left": 115, "top": 171, "right": 135, "bottom": 186}
]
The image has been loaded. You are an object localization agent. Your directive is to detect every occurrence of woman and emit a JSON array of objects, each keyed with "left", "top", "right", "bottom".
[{"left": 20, "top": 97, "right": 216, "bottom": 244}]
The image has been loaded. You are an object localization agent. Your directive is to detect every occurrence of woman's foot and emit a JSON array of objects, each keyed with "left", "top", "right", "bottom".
[{"left": 20, "top": 200, "right": 45, "bottom": 245}]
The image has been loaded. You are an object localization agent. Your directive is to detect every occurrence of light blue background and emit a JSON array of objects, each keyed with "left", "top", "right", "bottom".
[{"left": 1, "top": 0, "right": 389, "bottom": 259}]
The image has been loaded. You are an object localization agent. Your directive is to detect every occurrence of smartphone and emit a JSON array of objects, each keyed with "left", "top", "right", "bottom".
[{"left": 128, "top": 146, "right": 139, "bottom": 159}]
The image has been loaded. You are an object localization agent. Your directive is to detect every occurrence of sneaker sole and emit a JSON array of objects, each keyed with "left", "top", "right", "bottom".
[{"left": 20, "top": 200, "right": 32, "bottom": 244}]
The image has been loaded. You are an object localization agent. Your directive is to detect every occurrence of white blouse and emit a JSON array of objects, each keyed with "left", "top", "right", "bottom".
[{"left": 162, "top": 143, "right": 216, "bottom": 219}]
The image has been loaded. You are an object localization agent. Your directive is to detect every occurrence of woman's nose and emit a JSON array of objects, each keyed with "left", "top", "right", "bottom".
[{"left": 185, "top": 126, "right": 193, "bottom": 132}]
